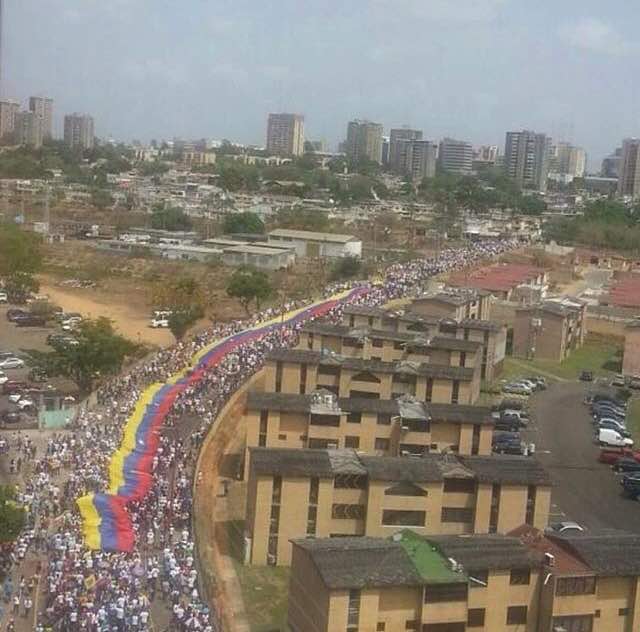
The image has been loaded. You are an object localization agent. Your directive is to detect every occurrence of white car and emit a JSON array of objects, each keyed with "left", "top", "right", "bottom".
[
  {"left": 0, "top": 357, "right": 25, "bottom": 370},
  {"left": 0, "top": 291, "right": 7, "bottom": 303},
  {"left": 0, "top": 371, "right": 7, "bottom": 385},
  {"left": 545, "top": 521, "right": 584, "bottom": 535},
  {"left": 8, "top": 393, "right": 23, "bottom": 403},
  {"left": 150, "top": 318, "right": 169, "bottom": 328},
  {"left": 16, "top": 398, "right": 35, "bottom": 410}
]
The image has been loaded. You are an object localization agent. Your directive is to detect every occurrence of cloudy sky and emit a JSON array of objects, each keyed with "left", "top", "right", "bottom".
[{"left": 5, "top": 1, "right": 639, "bottom": 166}]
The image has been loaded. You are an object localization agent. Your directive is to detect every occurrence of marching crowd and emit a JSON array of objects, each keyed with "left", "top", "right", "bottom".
[{"left": 0, "top": 239, "right": 517, "bottom": 631}]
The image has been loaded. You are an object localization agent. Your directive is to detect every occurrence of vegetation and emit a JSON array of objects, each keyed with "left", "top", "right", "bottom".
[
  {"left": 91, "top": 188, "right": 114, "bottom": 210},
  {"left": 151, "top": 206, "right": 193, "bottom": 231},
  {"left": 226, "top": 266, "right": 273, "bottom": 314},
  {"left": 0, "top": 223, "right": 43, "bottom": 276},
  {"left": 330, "top": 255, "right": 363, "bottom": 281},
  {"left": 168, "top": 307, "right": 204, "bottom": 341},
  {"left": 27, "top": 317, "right": 140, "bottom": 392},
  {"left": 274, "top": 207, "right": 330, "bottom": 232},
  {"left": 545, "top": 199, "right": 640, "bottom": 251},
  {"left": 4, "top": 272, "right": 40, "bottom": 304},
  {"left": 0, "top": 486, "right": 26, "bottom": 544},
  {"left": 223, "top": 212, "right": 265, "bottom": 234},
  {"left": 152, "top": 276, "right": 206, "bottom": 341}
]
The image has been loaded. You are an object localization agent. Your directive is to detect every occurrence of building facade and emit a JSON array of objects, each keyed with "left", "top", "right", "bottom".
[
  {"left": 504, "top": 130, "right": 551, "bottom": 192},
  {"left": 266, "top": 113, "right": 305, "bottom": 157},
  {"left": 245, "top": 448, "right": 551, "bottom": 565},
  {"left": 622, "top": 321, "right": 640, "bottom": 377},
  {"left": 550, "top": 142, "right": 587, "bottom": 179},
  {"left": 267, "top": 229, "right": 362, "bottom": 258},
  {"left": 617, "top": 138, "right": 640, "bottom": 198},
  {"left": 410, "top": 291, "right": 493, "bottom": 322},
  {"left": 346, "top": 120, "right": 384, "bottom": 164},
  {"left": 63, "top": 113, "right": 95, "bottom": 150},
  {"left": 397, "top": 140, "right": 438, "bottom": 182},
  {"left": 0, "top": 99, "right": 19, "bottom": 142},
  {"left": 513, "top": 298, "right": 587, "bottom": 362},
  {"left": 288, "top": 528, "right": 640, "bottom": 632},
  {"left": 14, "top": 111, "right": 43, "bottom": 149},
  {"left": 389, "top": 128, "right": 423, "bottom": 171},
  {"left": 438, "top": 138, "right": 473, "bottom": 175},
  {"left": 28, "top": 96, "right": 53, "bottom": 139}
]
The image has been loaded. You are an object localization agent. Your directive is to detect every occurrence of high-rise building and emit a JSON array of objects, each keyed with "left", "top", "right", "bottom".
[
  {"left": 504, "top": 130, "right": 551, "bottom": 192},
  {"left": 396, "top": 139, "right": 437, "bottom": 181},
  {"left": 438, "top": 138, "right": 473, "bottom": 174},
  {"left": 28, "top": 96, "right": 53, "bottom": 140},
  {"left": 64, "top": 113, "right": 95, "bottom": 150},
  {"left": 550, "top": 142, "right": 587, "bottom": 178},
  {"left": 266, "top": 113, "right": 304, "bottom": 157},
  {"left": 618, "top": 138, "right": 640, "bottom": 198},
  {"left": 15, "top": 111, "right": 43, "bottom": 148},
  {"left": 0, "top": 99, "right": 19, "bottom": 141},
  {"left": 602, "top": 147, "right": 622, "bottom": 179},
  {"left": 474, "top": 145, "right": 499, "bottom": 164},
  {"left": 381, "top": 136, "right": 390, "bottom": 166},
  {"left": 345, "top": 120, "right": 383, "bottom": 164},
  {"left": 389, "top": 127, "right": 422, "bottom": 171}
]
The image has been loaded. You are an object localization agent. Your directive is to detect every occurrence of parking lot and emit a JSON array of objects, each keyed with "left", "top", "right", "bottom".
[{"left": 526, "top": 381, "right": 640, "bottom": 531}]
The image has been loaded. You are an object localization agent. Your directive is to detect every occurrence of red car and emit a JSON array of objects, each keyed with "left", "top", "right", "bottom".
[
  {"left": 599, "top": 448, "right": 640, "bottom": 465},
  {"left": 2, "top": 380, "right": 28, "bottom": 395}
]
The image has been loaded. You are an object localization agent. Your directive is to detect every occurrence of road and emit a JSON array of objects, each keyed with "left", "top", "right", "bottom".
[{"left": 527, "top": 381, "right": 640, "bottom": 531}]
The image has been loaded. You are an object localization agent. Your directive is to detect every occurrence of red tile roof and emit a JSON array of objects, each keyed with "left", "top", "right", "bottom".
[
  {"left": 604, "top": 275, "right": 640, "bottom": 308},
  {"left": 449, "top": 264, "right": 545, "bottom": 293}
]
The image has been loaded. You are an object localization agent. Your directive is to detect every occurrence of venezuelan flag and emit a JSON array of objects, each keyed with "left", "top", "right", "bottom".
[{"left": 77, "top": 287, "right": 368, "bottom": 551}]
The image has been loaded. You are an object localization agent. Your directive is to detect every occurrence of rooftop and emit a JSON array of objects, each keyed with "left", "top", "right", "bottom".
[
  {"left": 459, "top": 455, "right": 552, "bottom": 486},
  {"left": 448, "top": 263, "right": 546, "bottom": 294},
  {"left": 269, "top": 228, "right": 359, "bottom": 243}
]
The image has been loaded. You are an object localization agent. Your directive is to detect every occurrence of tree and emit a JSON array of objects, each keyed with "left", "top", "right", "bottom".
[
  {"left": 275, "top": 208, "right": 329, "bottom": 232},
  {"left": 4, "top": 272, "right": 39, "bottom": 304},
  {"left": 0, "top": 486, "right": 25, "bottom": 544},
  {"left": 223, "top": 212, "right": 265, "bottom": 234},
  {"left": 91, "top": 188, "right": 114, "bottom": 210},
  {"left": 226, "top": 266, "right": 273, "bottom": 314},
  {"left": 330, "top": 256, "right": 362, "bottom": 281},
  {"left": 28, "top": 317, "right": 139, "bottom": 393},
  {"left": 0, "top": 223, "right": 42, "bottom": 276},
  {"left": 151, "top": 206, "right": 193, "bottom": 231},
  {"left": 168, "top": 307, "right": 204, "bottom": 341},
  {"left": 152, "top": 276, "right": 206, "bottom": 341}
]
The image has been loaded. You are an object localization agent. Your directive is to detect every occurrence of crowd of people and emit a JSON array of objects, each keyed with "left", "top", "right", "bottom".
[{"left": 0, "top": 239, "right": 517, "bottom": 631}]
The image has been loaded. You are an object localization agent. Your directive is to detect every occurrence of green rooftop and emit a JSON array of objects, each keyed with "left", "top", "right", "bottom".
[{"left": 394, "top": 530, "right": 467, "bottom": 584}]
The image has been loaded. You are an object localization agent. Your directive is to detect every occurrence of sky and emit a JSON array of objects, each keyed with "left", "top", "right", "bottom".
[{"left": 4, "top": 0, "right": 640, "bottom": 167}]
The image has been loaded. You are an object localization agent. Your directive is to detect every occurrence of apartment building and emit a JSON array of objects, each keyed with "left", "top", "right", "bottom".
[
  {"left": 0, "top": 100, "right": 19, "bottom": 141},
  {"left": 63, "top": 113, "right": 95, "bottom": 150},
  {"left": 389, "top": 127, "right": 423, "bottom": 171},
  {"left": 14, "top": 111, "right": 43, "bottom": 149},
  {"left": 264, "top": 349, "right": 481, "bottom": 406},
  {"left": 513, "top": 298, "right": 587, "bottom": 362},
  {"left": 396, "top": 139, "right": 438, "bottom": 182},
  {"left": 245, "top": 447, "right": 551, "bottom": 565},
  {"left": 346, "top": 120, "right": 384, "bottom": 164},
  {"left": 28, "top": 96, "right": 53, "bottom": 139},
  {"left": 266, "top": 113, "right": 305, "bottom": 157},
  {"left": 288, "top": 528, "right": 640, "bottom": 632},
  {"left": 618, "top": 138, "right": 640, "bottom": 199},
  {"left": 504, "top": 130, "right": 551, "bottom": 192},
  {"left": 244, "top": 390, "right": 494, "bottom": 470},
  {"left": 410, "top": 290, "right": 493, "bottom": 321},
  {"left": 438, "top": 138, "right": 474, "bottom": 175}
]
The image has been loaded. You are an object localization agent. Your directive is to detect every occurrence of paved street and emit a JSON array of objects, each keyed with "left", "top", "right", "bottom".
[{"left": 527, "top": 381, "right": 640, "bottom": 531}]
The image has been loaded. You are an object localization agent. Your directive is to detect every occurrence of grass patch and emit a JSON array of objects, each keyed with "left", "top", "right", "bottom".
[
  {"left": 499, "top": 333, "right": 623, "bottom": 383},
  {"left": 627, "top": 399, "right": 640, "bottom": 446},
  {"left": 232, "top": 561, "right": 291, "bottom": 632}
]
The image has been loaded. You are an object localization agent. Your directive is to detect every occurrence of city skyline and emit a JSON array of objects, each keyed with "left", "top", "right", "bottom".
[{"left": 4, "top": 2, "right": 640, "bottom": 163}]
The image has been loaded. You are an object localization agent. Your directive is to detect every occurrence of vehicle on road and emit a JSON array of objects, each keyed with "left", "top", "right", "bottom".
[
  {"left": 621, "top": 474, "right": 640, "bottom": 499},
  {"left": 0, "top": 291, "right": 7, "bottom": 303},
  {"left": 598, "top": 448, "right": 640, "bottom": 465},
  {"left": 0, "top": 357, "right": 25, "bottom": 370},
  {"left": 613, "top": 458, "right": 640, "bottom": 474},
  {"left": 580, "top": 370, "right": 594, "bottom": 382},
  {"left": 150, "top": 318, "right": 170, "bottom": 328},
  {"left": 545, "top": 521, "right": 584, "bottom": 535},
  {"left": 598, "top": 428, "right": 634, "bottom": 448}
]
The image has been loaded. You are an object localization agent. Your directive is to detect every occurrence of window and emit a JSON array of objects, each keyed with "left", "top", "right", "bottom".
[
  {"left": 275, "top": 361, "right": 283, "bottom": 392},
  {"left": 381, "top": 510, "right": 425, "bottom": 527},
  {"left": 401, "top": 418, "right": 430, "bottom": 433},
  {"left": 555, "top": 576, "right": 596, "bottom": 596},
  {"left": 347, "top": 589, "right": 360, "bottom": 627},
  {"left": 506, "top": 606, "right": 527, "bottom": 625},
  {"left": 467, "top": 609, "right": 485, "bottom": 627},
  {"left": 405, "top": 621, "right": 417, "bottom": 630},
  {"left": 377, "top": 624, "right": 385, "bottom": 632},
  {"left": 424, "top": 583, "right": 468, "bottom": 603},
  {"left": 459, "top": 352, "right": 466, "bottom": 367},
  {"left": 441, "top": 507, "right": 474, "bottom": 523},
  {"left": 310, "top": 414, "right": 340, "bottom": 427},
  {"left": 619, "top": 608, "right": 629, "bottom": 616},
  {"left": 469, "top": 570, "right": 488, "bottom": 588},
  {"left": 551, "top": 615, "right": 593, "bottom": 632},
  {"left": 443, "top": 478, "right": 475, "bottom": 493},
  {"left": 300, "top": 363, "right": 307, "bottom": 394},
  {"left": 463, "top": 329, "right": 469, "bottom": 341},
  {"left": 259, "top": 410, "right": 268, "bottom": 447},
  {"left": 422, "top": 625, "right": 465, "bottom": 632},
  {"left": 332, "top": 504, "right": 365, "bottom": 520},
  {"left": 509, "top": 568, "right": 531, "bottom": 585},
  {"left": 372, "top": 338, "right": 383, "bottom": 348},
  {"left": 377, "top": 414, "right": 392, "bottom": 425},
  {"left": 347, "top": 412, "right": 362, "bottom": 424},
  {"left": 426, "top": 378, "right": 434, "bottom": 402},
  {"left": 375, "top": 438, "right": 390, "bottom": 451},
  {"left": 345, "top": 436, "right": 360, "bottom": 449},
  {"left": 385, "top": 482, "right": 427, "bottom": 496},
  {"left": 352, "top": 371, "right": 381, "bottom": 383},
  {"left": 334, "top": 474, "right": 367, "bottom": 489},
  {"left": 451, "top": 380, "right": 460, "bottom": 404},
  {"left": 318, "top": 364, "right": 340, "bottom": 377}
]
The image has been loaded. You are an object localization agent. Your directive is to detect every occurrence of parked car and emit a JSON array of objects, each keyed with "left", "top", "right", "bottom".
[
  {"left": 15, "top": 398, "right": 35, "bottom": 411},
  {"left": 14, "top": 314, "right": 46, "bottom": 327},
  {"left": 6, "top": 308, "right": 28, "bottom": 322},
  {"left": 0, "top": 371, "right": 7, "bottom": 386},
  {"left": 611, "top": 374, "right": 626, "bottom": 387},
  {"left": 502, "top": 382, "right": 531, "bottom": 395},
  {"left": 56, "top": 312, "right": 82, "bottom": 323},
  {"left": 493, "top": 399, "right": 525, "bottom": 412},
  {"left": 545, "top": 521, "right": 584, "bottom": 535},
  {"left": 0, "top": 291, "right": 7, "bottom": 303},
  {"left": 0, "top": 410, "right": 20, "bottom": 424},
  {"left": 2, "top": 381, "right": 28, "bottom": 394},
  {"left": 629, "top": 376, "right": 640, "bottom": 390},
  {"left": 598, "top": 448, "right": 640, "bottom": 465},
  {"left": 0, "top": 357, "right": 25, "bottom": 370},
  {"left": 621, "top": 474, "right": 640, "bottom": 499},
  {"left": 592, "top": 394, "right": 627, "bottom": 407},
  {"left": 580, "top": 370, "right": 594, "bottom": 382},
  {"left": 613, "top": 458, "right": 640, "bottom": 474},
  {"left": 598, "top": 422, "right": 632, "bottom": 439},
  {"left": 493, "top": 440, "right": 525, "bottom": 455},
  {"left": 47, "top": 333, "right": 79, "bottom": 347},
  {"left": 592, "top": 405, "right": 626, "bottom": 419},
  {"left": 595, "top": 418, "right": 628, "bottom": 432},
  {"left": 150, "top": 318, "right": 169, "bottom": 328},
  {"left": 598, "top": 428, "right": 634, "bottom": 448}
]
